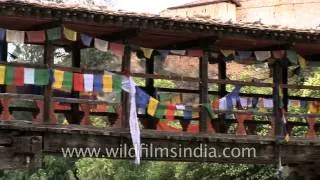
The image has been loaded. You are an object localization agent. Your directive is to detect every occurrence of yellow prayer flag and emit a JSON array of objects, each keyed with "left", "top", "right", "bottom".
[
  {"left": 220, "top": 49, "right": 235, "bottom": 57},
  {"left": 63, "top": 27, "right": 77, "bottom": 41},
  {"left": 141, "top": 48, "right": 154, "bottom": 59},
  {"left": 298, "top": 55, "right": 307, "bottom": 69},
  {"left": 279, "top": 87, "right": 283, "bottom": 98},
  {"left": 147, "top": 97, "right": 159, "bottom": 116},
  {"left": 192, "top": 104, "right": 199, "bottom": 118},
  {"left": 0, "top": 65, "right": 5, "bottom": 84},
  {"left": 308, "top": 102, "right": 318, "bottom": 113},
  {"left": 52, "top": 70, "right": 64, "bottom": 89},
  {"left": 102, "top": 75, "right": 112, "bottom": 93},
  {"left": 285, "top": 134, "right": 290, "bottom": 142}
]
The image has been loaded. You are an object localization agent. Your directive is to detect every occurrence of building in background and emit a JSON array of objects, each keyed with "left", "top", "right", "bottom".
[{"left": 161, "top": 0, "right": 320, "bottom": 29}]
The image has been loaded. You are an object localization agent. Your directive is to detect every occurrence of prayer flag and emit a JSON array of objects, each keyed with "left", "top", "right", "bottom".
[
  {"left": 192, "top": 105, "right": 199, "bottom": 118},
  {"left": 62, "top": 71, "right": 73, "bottom": 90},
  {"left": 24, "top": 68, "right": 35, "bottom": 85},
  {"left": 5, "top": 66, "right": 14, "bottom": 85},
  {"left": 263, "top": 98, "right": 274, "bottom": 109},
  {"left": 102, "top": 74, "right": 112, "bottom": 93},
  {"left": 237, "top": 51, "right": 252, "bottom": 60},
  {"left": 272, "top": 50, "right": 286, "bottom": 59},
  {"left": 170, "top": 50, "right": 186, "bottom": 56},
  {"left": 109, "top": 43, "right": 125, "bottom": 57},
  {"left": 203, "top": 103, "right": 214, "bottom": 119},
  {"left": 287, "top": 50, "right": 298, "bottom": 65},
  {"left": 52, "top": 70, "right": 64, "bottom": 89},
  {"left": 93, "top": 74, "right": 103, "bottom": 93},
  {"left": 6, "top": 30, "right": 25, "bottom": 44},
  {"left": 147, "top": 97, "right": 159, "bottom": 116},
  {"left": 80, "top": 34, "right": 93, "bottom": 47},
  {"left": 84, "top": 74, "right": 94, "bottom": 92},
  {"left": 136, "top": 87, "right": 150, "bottom": 109},
  {"left": 158, "top": 50, "right": 169, "bottom": 59},
  {"left": 73, "top": 73, "right": 84, "bottom": 91},
  {"left": 94, "top": 38, "right": 109, "bottom": 52},
  {"left": 63, "top": 27, "right": 77, "bottom": 41},
  {"left": 187, "top": 49, "right": 203, "bottom": 57},
  {"left": 141, "top": 48, "right": 154, "bottom": 59},
  {"left": 35, "top": 69, "right": 50, "bottom": 85},
  {"left": 166, "top": 104, "right": 176, "bottom": 121},
  {"left": 14, "top": 67, "right": 24, "bottom": 86},
  {"left": 184, "top": 106, "right": 193, "bottom": 120},
  {"left": 220, "top": 49, "right": 235, "bottom": 57},
  {"left": 252, "top": 97, "right": 259, "bottom": 108},
  {"left": 0, "top": 28, "right": 5, "bottom": 41},
  {"left": 300, "top": 101, "right": 308, "bottom": 109},
  {"left": 112, "top": 75, "right": 122, "bottom": 92},
  {"left": 219, "top": 97, "right": 227, "bottom": 110},
  {"left": 47, "top": 27, "right": 61, "bottom": 41},
  {"left": 298, "top": 55, "right": 307, "bottom": 69},
  {"left": 240, "top": 98, "right": 248, "bottom": 108},
  {"left": 254, "top": 51, "right": 271, "bottom": 61},
  {"left": 26, "top": 31, "right": 45, "bottom": 43},
  {"left": 308, "top": 102, "right": 318, "bottom": 113},
  {"left": 155, "top": 104, "right": 166, "bottom": 119},
  {"left": 176, "top": 104, "right": 186, "bottom": 110},
  {"left": 0, "top": 65, "right": 5, "bottom": 84}
]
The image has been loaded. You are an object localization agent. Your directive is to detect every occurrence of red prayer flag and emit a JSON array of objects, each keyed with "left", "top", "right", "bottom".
[
  {"left": 166, "top": 104, "right": 176, "bottom": 121},
  {"left": 14, "top": 67, "right": 24, "bottom": 86},
  {"left": 272, "top": 50, "right": 286, "bottom": 59},
  {"left": 26, "top": 31, "right": 46, "bottom": 43},
  {"left": 109, "top": 42, "right": 125, "bottom": 57},
  {"left": 187, "top": 49, "right": 204, "bottom": 57},
  {"left": 73, "top": 73, "right": 84, "bottom": 92}
]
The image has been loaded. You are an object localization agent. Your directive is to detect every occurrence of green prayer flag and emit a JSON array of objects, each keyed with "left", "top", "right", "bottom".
[
  {"left": 203, "top": 103, "right": 214, "bottom": 119},
  {"left": 287, "top": 50, "right": 298, "bottom": 65},
  {"left": 62, "top": 71, "right": 73, "bottom": 90},
  {"left": 112, "top": 75, "right": 122, "bottom": 92},
  {"left": 35, "top": 69, "right": 50, "bottom": 85},
  {"left": 5, "top": 66, "right": 14, "bottom": 85},
  {"left": 155, "top": 104, "right": 166, "bottom": 119},
  {"left": 108, "top": 106, "right": 115, "bottom": 113},
  {"left": 47, "top": 27, "right": 61, "bottom": 41}
]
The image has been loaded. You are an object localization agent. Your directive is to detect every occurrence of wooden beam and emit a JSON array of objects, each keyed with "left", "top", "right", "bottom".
[
  {"left": 199, "top": 52, "right": 209, "bottom": 132},
  {"left": 272, "top": 61, "right": 284, "bottom": 137},
  {"left": 43, "top": 42, "right": 54, "bottom": 124},
  {"left": 156, "top": 36, "right": 218, "bottom": 50},
  {"left": 282, "top": 66, "right": 288, "bottom": 110},
  {"left": 70, "top": 43, "right": 81, "bottom": 124},
  {"left": 218, "top": 60, "right": 227, "bottom": 133},
  {"left": 100, "top": 29, "right": 139, "bottom": 42},
  {"left": 121, "top": 45, "right": 131, "bottom": 128}
]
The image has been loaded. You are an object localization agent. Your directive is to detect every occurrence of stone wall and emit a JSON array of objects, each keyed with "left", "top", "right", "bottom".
[
  {"left": 237, "top": 0, "right": 320, "bottom": 28},
  {"left": 160, "top": 2, "right": 236, "bottom": 22}
]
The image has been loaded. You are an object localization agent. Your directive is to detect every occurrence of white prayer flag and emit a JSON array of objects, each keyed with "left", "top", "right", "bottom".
[
  {"left": 24, "top": 68, "right": 35, "bottom": 84},
  {"left": 240, "top": 98, "right": 248, "bottom": 108},
  {"left": 83, "top": 74, "right": 94, "bottom": 92},
  {"left": 94, "top": 38, "right": 109, "bottom": 52},
  {"left": 254, "top": 51, "right": 271, "bottom": 61},
  {"left": 6, "top": 30, "right": 25, "bottom": 44},
  {"left": 176, "top": 104, "right": 186, "bottom": 110},
  {"left": 263, "top": 99, "right": 274, "bottom": 109},
  {"left": 219, "top": 97, "right": 227, "bottom": 110}
]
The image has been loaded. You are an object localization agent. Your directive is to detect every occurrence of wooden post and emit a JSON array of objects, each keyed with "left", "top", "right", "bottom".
[
  {"left": 70, "top": 43, "right": 81, "bottom": 124},
  {"left": 199, "top": 52, "right": 209, "bottom": 132},
  {"left": 218, "top": 60, "right": 227, "bottom": 133},
  {"left": 43, "top": 43, "right": 54, "bottom": 124},
  {"left": 120, "top": 45, "right": 131, "bottom": 128},
  {"left": 282, "top": 66, "right": 288, "bottom": 110},
  {"left": 272, "top": 61, "right": 284, "bottom": 137}
]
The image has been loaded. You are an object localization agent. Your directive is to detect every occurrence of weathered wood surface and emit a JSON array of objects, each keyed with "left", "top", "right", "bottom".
[{"left": 0, "top": 122, "right": 319, "bottom": 166}]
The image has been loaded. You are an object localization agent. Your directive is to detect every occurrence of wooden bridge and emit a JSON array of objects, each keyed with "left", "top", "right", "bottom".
[{"left": 0, "top": 0, "right": 319, "bottom": 171}]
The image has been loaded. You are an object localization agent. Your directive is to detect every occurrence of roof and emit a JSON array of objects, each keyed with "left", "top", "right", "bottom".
[
  {"left": 167, "top": 0, "right": 241, "bottom": 9},
  {"left": 0, "top": 0, "right": 320, "bottom": 55}
]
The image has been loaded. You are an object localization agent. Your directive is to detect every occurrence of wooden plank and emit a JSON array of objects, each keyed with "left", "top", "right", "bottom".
[{"left": 199, "top": 52, "right": 208, "bottom": 132}]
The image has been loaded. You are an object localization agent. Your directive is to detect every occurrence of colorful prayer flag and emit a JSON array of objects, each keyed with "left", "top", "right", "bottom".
[
  {"left": 35, "top": 69, "right": 50, "bottom": 85},
  {"left": 93, "top": 74, "right": 103, "bottom": 93},
  {"left": 52, "top": 70, "right": 64, "bottom": 89},
  {"left": 109, "top": 43, "right": 125, "bottom": 57},
  {"left": 0, "top": 65, "right": 5, "bottom": 84},
  {"left": 14, "top": 67, "right": 24, "bottom": 86},
  {"left": 26, "top": 31, "right": 46, "bottom": 43},
  {"left": 192, "top": 105, "right": 199, "bottom": 118},
  {"left": 155, "top": 104, "right": 166, "bottom": 119},
  {"left": 84, "top": 74, "right": 94, "bottom": 92},
  {"left": 94, "top": 38, "right": 109, "bottom": 52},
  {"left": 187, "top": 49, "right": 203, "bottom": 57},
  {"left": 5, "top": 66, "right": 14, "bottom": 85},
  {"left": 166, "top": 104, "right": 176, "bottom": 121},
  {"left": 80, "top": 34, "right": 93, "bottom": 47},
  {"left": 73, "top": 73, "right": 84, "bottom": 91},
  {"left": 136, "top": 87, "right": 150, "bottom": 109},
  {"left": 62, "top": 71, "right": 73, "bottom": 90},
  {"left": 286, "top": 50, "right": 298, "bottom": 65},
  {"left": 298, "top": 55, "right": 307, "bottom": 69},
  {"left": 0, "top": 28, "right": 5, "bottom": 41},
  {"left": 237, "top": 51, "right": 252, "bottom": 60},
  {"left": 141, "top": 48, "right": 154, "bottom": 59},
  {"left": 254, "top": 51, "right": 271, "bottom": 61},
  {"left": 220, "top": 49, "right": 235, "bottom": 57},
  {"left": 147, "top": 97, "right": 159, "bottom": 116},
  {"left": 102, "top": 74, "right": 112, "bottom": 93},
  {"left": 63, "top": 27, "right": 77, "bottom": 41},
  {"left": 184, "top": 106, "right": 193, "bottom": 120},
  {"left": 47, "top": 27, "right": 61, "bottom": 41},
  {"left": 112, "top": 75, "right": 122, "bottom": 92},
  {"left": 24, "top": 68, "right": 35, "bottom": 84},
  {"left": 6, "top": 30, "right": 25, "bottom": 44},
  {"left": 272, "top": 50, "right": 286, "bottom": 59},
  {"left": 203, "top": 103, "right": 214, "bottom": 119},
  {"left": 158, "top": 50, "right": 169, "bottom": 59},
  {"left": 170, "top": 50, "right": 186, "bottom": 56}
]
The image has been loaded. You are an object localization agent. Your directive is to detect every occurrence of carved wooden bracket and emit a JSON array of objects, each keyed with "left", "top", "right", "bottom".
[{"left": 0, "top": 97, "right": 13, "bottom": 121}]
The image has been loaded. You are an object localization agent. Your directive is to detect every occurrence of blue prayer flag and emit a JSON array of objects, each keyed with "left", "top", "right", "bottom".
[
  {"left": 136, "top": 87, "right": 150, "bottom": 109},
  {"left": 93, "top": 74, "right": 103, "bottom": 93},
  {"left": 0, "top": 28, "right": 5, "bottom": 41},
  {"left": 237, "top": 51, "right": 252, "bottom": 60},
  {"left": 252, "top": 97, "right": 259, "bottom": 108},
  {"left": 183, "top": 106, "right": 193, "bottom": 120},
  {"left": 158, "top": 50, "right": 170, "bottom": 59},
  {"left": 80, "top": 34, "right": 93, "bottom": 47}
]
